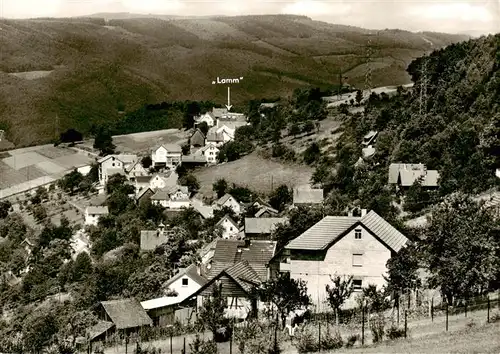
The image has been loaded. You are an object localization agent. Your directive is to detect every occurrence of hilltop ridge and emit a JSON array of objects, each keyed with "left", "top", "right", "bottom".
[{"left": 0, "top": 15, "right": 469, "bottom": 146}]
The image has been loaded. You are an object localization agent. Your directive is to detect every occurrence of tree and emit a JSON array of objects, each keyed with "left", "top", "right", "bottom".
[
  {"left": 181, "top": 144, "right": 190, "bottom": 155},
  {"left": 198, "top": 121, "right": 209, "bottom": 136},
  {"left": 302, "top": 120, "right": 315, "bottom": 134},
  {"left": 197, "top": 283, "right": 226, "bottom": 341},
  {"left": 33, "top": 205, "right": 47, "bottom": 222},
  {"left": 59, "top": 308, "right": 98, "bottom": 347},
  {"left": 106, "top": 174, "right": 133, "bottom": 195},
  {"left": 71, "top": 252, "right": 93, "bottom": 282},
  {"left": 268, "top": 185, "right": 292, "bottom": 212},
  {"left": 228, "top": 186, "right": 253, "bottom": 203},
  {"left": 355, "top": 89, "right": 363, "bottom": 105},
  {"left": 141, "top": 156, "right": 152, "bottom": 169},
  {"left": 325, "top": 275, "right": 354, "bottom": 325},
  {"left": 257, "top": 273, "right": 310, "bottom": 328},
  {"left": 189, "top": 334, "right": 218, "bottom": 354},
  {"left": 179, "top": 174, "right": 199, "bottom": 194},
  {"left": 93, "top": 126, "right": 115, "bottom": 156},
  {"left": 22, "top": 306, "right": 59, "bottom": 352},
  {"left": 404, "top": 178, "right": 432, "bottom": 213},
  {"left": 385, "top": 243, "right": 421, "bottom": 308},
  {"left": 60, "top": 129, "right": 83, "bottom": 144},
  {"left": 289, "top": 122, "right": 301, "bottom": 138},
  {"left": 212, "top": 178, "right": 228, "bottom": 199},
  {"left": 58, "top": 170, "right": 84, "bottom": 194},
  {"left": 423, "top": 193, "right": 500, "bottom": 303},
  {"left": 0, "top": 201, "right": 12, "bottom": 219},
  {"left": 303, "top": 142, "right": 321, "bottom": 165}
]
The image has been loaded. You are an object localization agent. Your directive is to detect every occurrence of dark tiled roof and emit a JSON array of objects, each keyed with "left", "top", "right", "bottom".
[
  {"left": 286, "top": 210, "right": 408, "bottom": 252},
  {"left": 208, "top": 239, "right": 276, "bottom": 281},
  {"left": 225, "top": 260, "right": 261, "bottom": 292},
  {"left": 100, "top": 298, "right": 152, "bottom": 329}
]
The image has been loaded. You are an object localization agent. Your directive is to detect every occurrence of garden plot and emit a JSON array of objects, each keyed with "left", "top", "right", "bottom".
[
  {"left": 113, "top": 129, "right": 190, "bottom": 154},
  {"left": 35, "top": 160, "right": 67, "bottom": 175},
  {"left": 53, "top": 153, "right": 93, "bottom": 170},
  {"left": 2, "top": 151, "right": 48, "bottom": 170}
]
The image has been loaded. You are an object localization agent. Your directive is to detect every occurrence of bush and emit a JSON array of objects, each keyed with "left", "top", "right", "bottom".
[
  {"left": 189, "top": 334, "right": 217, "bottom": 354},
  {"left": 386, "top": 325, "right": 405, "bottom": 340},
  {"left": 466, "top": 319, "right": 476, "bottom": 328},
  {"left": 294, "top": 326, "right": 319, "bottom": 353},
  {"left": 491, "top": 312, "right": 500, "bottom": 323},
  {"left": 370, "top": 315, "right": 386, "bottom": 343},
  {"left": 320, "top": 329, "right": 343, "bottom": 350},
  {"left": 345, "top": 334, "right": 359, "bottom": 348}
]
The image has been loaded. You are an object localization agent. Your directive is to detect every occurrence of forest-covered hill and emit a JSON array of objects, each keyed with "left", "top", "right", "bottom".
[
  {"left": 312, "top": 33, "right": 500, "bottom": 219},
  {"left": 0, "top": 15, "right": 468, "bottom": 146}
]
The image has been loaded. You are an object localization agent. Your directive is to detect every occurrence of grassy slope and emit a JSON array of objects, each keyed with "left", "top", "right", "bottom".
[{"left": 0, "top": 15, "right": 469, "bottom": 145}]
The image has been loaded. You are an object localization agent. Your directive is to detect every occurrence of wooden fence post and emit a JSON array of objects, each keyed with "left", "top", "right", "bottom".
[
  {"left": 445, "top": 303, "right": 449, "bottom": 332},
  {"left": 487, "top": 297, "right": 490, "bottom": 323},
  {"left": 404, "top": 310, "right": 407, "bottom": 338},
  {"left": 318, "top": 313, "right": 321, "bottom": 352},
  {"left": 170, "top": 333, "right": 173, "bottom": 354},
  {"left": 465, "top": 299, "right": 467, "bottom": 318},
  {"left": 361, "top": 306, "right": 365, "bottom": 346},
  {"left": 431, "top": 298, "right": 434, "bottom": 322}
]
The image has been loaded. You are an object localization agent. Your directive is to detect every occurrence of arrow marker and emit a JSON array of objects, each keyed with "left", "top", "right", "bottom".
[{"left": 225, "top": 86, "right": 232, "bottom": 111}]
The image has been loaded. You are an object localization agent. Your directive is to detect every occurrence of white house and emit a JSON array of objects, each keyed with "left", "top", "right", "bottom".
[
  {"left": 216, "top": 214, "right": 240, "bottom": 239},
  {"left": 97, "top": 154, "right": 138, "bottom": 186},
  {"left": 84, "top": 206, "right": 109, "bottom": 226},
  {"left": 162, "top": 264, "right": 208, "bottom": 301},
  {"left": 195, "top": 143, "right": 219, "bottom": 164},
  {"left": 213, "top": 193, "right": 242, "bottom": 215},
  {"left": 126, "top": 160, "right": 149, "bottom": 180},
  {"left": 280, "top": 210, "right": 409, "bottom": 309},
  {"left": 151, "top": 144, "right": 182, "bottom": 169},
  {"left": 194, "top": 112, "right": 216, "bottom": 127},
  {"left": 151, "top": 185, "right": 190, "bottom": 209}
]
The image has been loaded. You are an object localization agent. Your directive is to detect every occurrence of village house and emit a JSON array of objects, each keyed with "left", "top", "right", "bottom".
[
  {"left": 151, "top": 144, "right": 182, "bottom": 169},
  {"left": 293, "top": 186, "right": 324, "bottom": 206},
  {"left": 192, "top": 201, "right": 214, "bottom": 219},
  {"left": 94, "top": 298, "right": 153, "bottom": 339},
  {"left": 135, "top": 171, "right": 178, "bottom": 193},
  {"left": 254, "top": 205, "right": 279, "bottom": 218},
  {"left": 388, "top": 163, "right": 440, "bottom": 190},
  {"left": 216, "top": 214, "right": 240, "bottom": 239},
  {"left": 97, "top": 154, "right": 138, "bottom": 186},
  {"left": 189, "top": 129, "right": 206, "bottom": 147},
  {"left": 213, "top": 193, "right": 243, "bottom": 215},
  {"left": 212, "top": 107, "right": 228, "bottom": 119},
  {"left": 140, "top": 223, "right": 169, "bottom": 251},
  {"left": 194, "top": 111, "right": 216, "bottom": 127},
  {"left": 84, "top": 206, "right": 109, "bottom": 226},
  {"left": 205, "top": 132, "right": 225, "bottom": 147},
  {"left": 244, "top": 217, "right": 287, "bottom": 240},
  {"left": 135, "top": 187, "right": 155, "bottom": 205},
  {"left": 193, "top": 143, "right": 219, "bottom": 164},
  {"left": 184, "top": 260, "right": 261, "bottom": 320},
  {"left": 125, "top": 160, "right": 149, "bottom": 180},
  {"left": 186, "top": 238, "right": 277, "bottom": 319},
  {"left": 362, "top": 130, "right": 378, "bottom": 147},
  {"left": 278, "top": 210, "right": 409, "bottom": 308},
  {"left": 141, "top": 264, "right": 207, "bottom": 327},
  {"left": 150, "top": 185, "right": 190, "bottom": 209}
]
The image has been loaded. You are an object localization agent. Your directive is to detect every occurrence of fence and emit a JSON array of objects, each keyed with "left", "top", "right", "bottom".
[{"left": 87, "top": 292, "right": 500, "bottom": 354}]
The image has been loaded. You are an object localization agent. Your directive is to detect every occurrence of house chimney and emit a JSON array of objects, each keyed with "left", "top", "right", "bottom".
[
  {"left": 361, "top": 209, "right": 367, "bottom": 217},
  {"left": 347, "top": 209, "right": 353, "bottom": 217}
]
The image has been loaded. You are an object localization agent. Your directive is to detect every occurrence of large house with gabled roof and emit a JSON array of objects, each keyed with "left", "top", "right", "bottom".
[
  {"left": 213, "top": 193, "right": 242, "bottom": 215},
  {"left": 278, "top": 210, "right": 409, "bottom": 309},
  {"left": 151, "top": 144, "right": 182, "bottom": 169},
  {"left": 97, "top": 154, "right": 138, "bottom": 186}
]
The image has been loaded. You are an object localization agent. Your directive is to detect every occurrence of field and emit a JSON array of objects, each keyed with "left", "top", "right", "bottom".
[
  {"left": 0, "top": 144, "right": 93, "bottom": 199},
  {"left": 112, "top": 129, "right": 190, "bottom": 154},
  {"left": 193, "top": 151, "right": 313, "bottom": 197},
  {"left": 0, "top": 15, "right": 469, "bottom": 146}
]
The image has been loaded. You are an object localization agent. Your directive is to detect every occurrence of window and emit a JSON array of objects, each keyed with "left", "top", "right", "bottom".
[
  {"left": 352, "top": 254, "right": 363, "bottom": 267},
  {"left": 353, "top": 279, "right": 362, "bottom": 291},
  {"left": 182, "top": 278, "right": 188, "bottom": 286},
  {"left": 355, "top": 229, "right": 362, "bottom": 239},
  {"left": 112, "top": 163, "right": 115, "bottom": 167},
  {"left": 230, "top": 227, "right": 233, "bottom": 231}
]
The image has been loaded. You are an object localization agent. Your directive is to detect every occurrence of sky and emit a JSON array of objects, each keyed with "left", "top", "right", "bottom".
[{"left": 0, "top": 0, "right": 498, "bottom": 34}]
